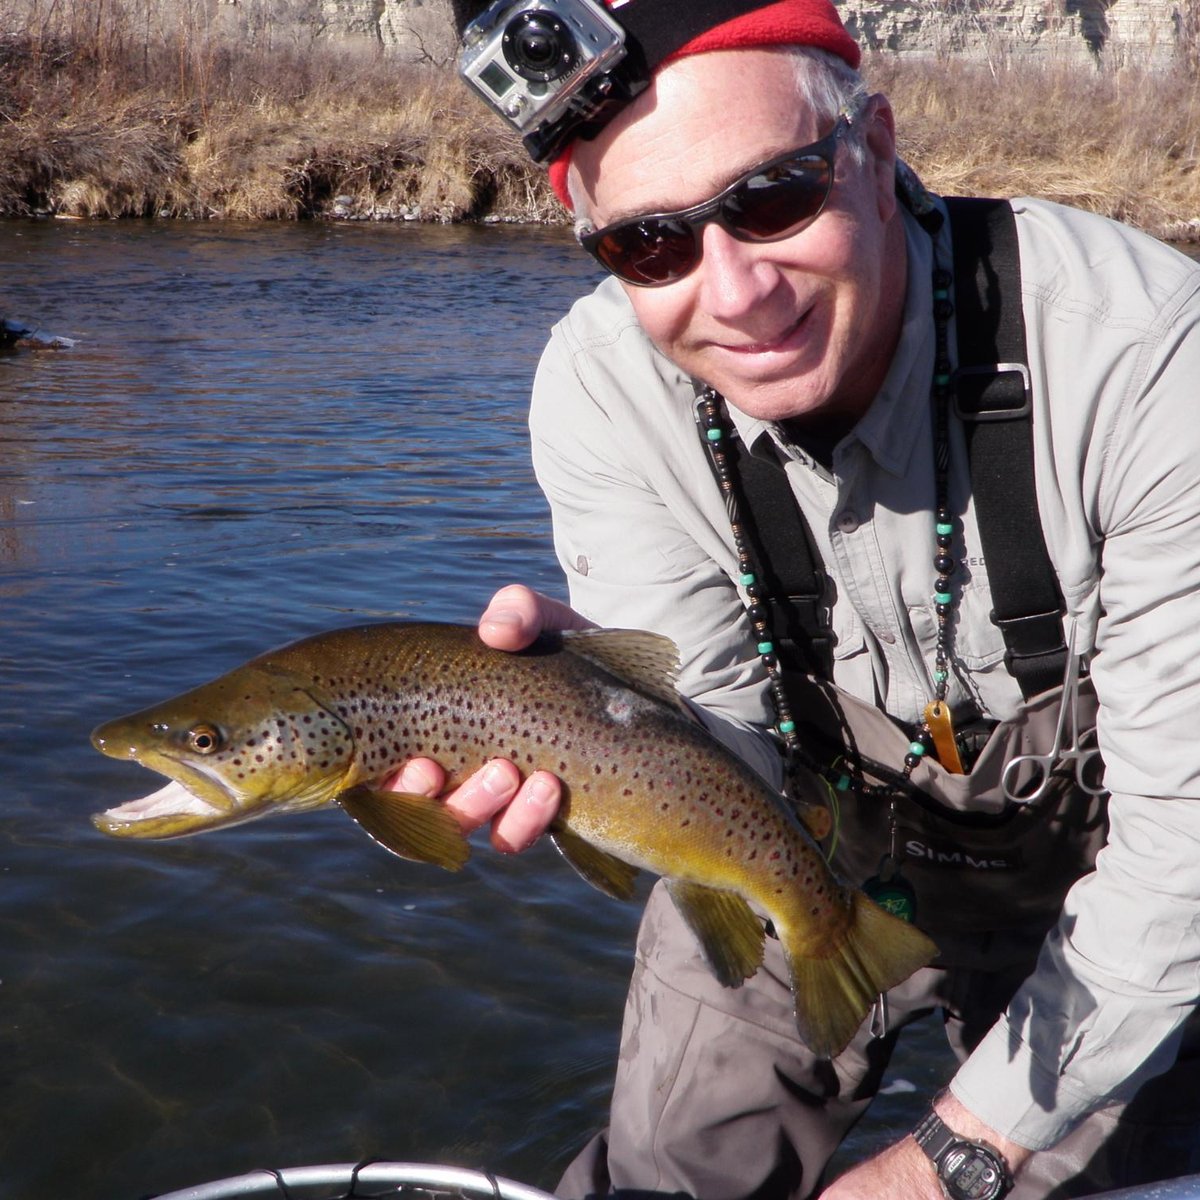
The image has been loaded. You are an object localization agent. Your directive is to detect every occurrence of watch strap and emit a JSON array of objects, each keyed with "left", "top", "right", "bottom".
[{"left": 914, "top": 1108, "right": 959, "bottom": 1163}]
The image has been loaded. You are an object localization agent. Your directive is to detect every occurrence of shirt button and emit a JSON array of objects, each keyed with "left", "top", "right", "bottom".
[{"left": 836, "top": 511, "right": 860, "bottom": 534}]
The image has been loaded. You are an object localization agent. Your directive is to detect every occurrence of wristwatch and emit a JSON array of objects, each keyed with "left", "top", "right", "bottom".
[{"left": 912, "top": 1109, "right": 1014, "bottom": 1200}]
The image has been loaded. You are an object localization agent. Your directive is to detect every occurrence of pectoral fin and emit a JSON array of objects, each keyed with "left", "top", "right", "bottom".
[
  {"left": 337, "top": 786, "right": 470, "bottom": 872},
  {"left": 550, "top": 823, "right": 640, "bottom": 900},
  {"left": 666, "top": 879, "right": 765, "bottom": 987}
]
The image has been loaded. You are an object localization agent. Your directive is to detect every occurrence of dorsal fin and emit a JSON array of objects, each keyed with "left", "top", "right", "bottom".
[{"left": 561, "top": 628, "right": 682, "bottom": 709}]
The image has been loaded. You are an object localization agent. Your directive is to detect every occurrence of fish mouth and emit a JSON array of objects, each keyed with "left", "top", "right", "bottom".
[
  {"left": 91, "top": 778, "right": 241, "bottom": 839},
  {"left": 90, "top": 756, "right": 339, "bottom": 840},
  {"left": 89, "top": 740, "right": 273, "bottom": 839}
]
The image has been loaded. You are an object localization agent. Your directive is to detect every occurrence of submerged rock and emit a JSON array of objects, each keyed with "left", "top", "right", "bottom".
[{"left": 1, "top": 317, "right": 77, "bottom": 350}]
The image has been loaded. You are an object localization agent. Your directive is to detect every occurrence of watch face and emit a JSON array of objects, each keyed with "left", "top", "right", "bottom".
[{"left": 942, "top": 1144, "right": 1008, "bottom": 1200}]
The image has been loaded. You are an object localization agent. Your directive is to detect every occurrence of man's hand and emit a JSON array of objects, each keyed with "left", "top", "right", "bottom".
[
  {"left": 819, "top": 1090, "right": 1031, "bottom": 1198},
  {"left": 384, "top": 584, "right": 593, "bottom": 853}
]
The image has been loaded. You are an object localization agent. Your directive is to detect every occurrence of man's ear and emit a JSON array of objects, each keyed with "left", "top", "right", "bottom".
[{"left": 863, "top": 94, "right": 899, "bottom": 221}]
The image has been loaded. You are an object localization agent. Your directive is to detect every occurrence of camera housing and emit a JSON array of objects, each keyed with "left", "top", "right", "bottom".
[{"left": 459, "top": 0, "right": 632, "bottom": 162}]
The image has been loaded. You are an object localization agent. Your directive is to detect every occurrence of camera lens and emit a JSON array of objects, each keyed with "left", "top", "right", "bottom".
[{"left": 502, "top": 9, "right": 577, "bottom": 82}]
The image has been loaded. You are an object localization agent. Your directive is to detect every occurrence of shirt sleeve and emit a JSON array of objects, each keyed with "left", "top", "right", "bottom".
[{"left": 951, "top": 240, "right": 1200, "bottom": 1147}]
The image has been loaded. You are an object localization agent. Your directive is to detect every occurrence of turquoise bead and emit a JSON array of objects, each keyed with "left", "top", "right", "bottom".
[
  {"left": 739, "top": 572, "right": 756, "bottom": 587},
  {"left": 908, "top": 740, "right": 926, "bottom": 757},
  {"left": 778, "top": 719, "right": 796, "bottom": 735},
  {"left": 935, "top": 590, "right": 953, "bottom": 605},
  {"left": 936, "top": 521, "right": 954, "bottom": 536},
  {"left": 757, "top": 640, "right": 774, "bottom": 655}
]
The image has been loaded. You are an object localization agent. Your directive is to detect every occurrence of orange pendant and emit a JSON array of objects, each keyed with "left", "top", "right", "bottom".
[{"left": 924, "top": 700, "right": 965, "bottom": 774}]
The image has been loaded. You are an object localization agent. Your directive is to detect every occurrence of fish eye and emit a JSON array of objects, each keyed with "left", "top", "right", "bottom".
[{"left": 186, "top": 724, "right": 224, "bottom": 755}]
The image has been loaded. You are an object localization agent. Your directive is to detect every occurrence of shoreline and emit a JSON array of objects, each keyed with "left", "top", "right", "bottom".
[{"left": 2, "top": 44, "right": 1198, "bottom": 242}]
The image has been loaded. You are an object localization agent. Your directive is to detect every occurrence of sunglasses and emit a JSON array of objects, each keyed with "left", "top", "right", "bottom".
[{"left": 576, "top": 115, "right": 850, "bottom": 288}]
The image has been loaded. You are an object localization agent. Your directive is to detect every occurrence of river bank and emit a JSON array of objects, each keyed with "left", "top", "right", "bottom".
[{"left": 2, "top": 30, "right": 1198, "bottom": 240}]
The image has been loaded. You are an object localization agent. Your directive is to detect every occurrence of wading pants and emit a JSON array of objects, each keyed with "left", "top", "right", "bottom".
[{"left": 556, "top": 883, "right": 1200, "bottom": 1200}]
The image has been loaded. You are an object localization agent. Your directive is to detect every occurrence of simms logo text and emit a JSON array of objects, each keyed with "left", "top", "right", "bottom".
[{"left": 904, "top": 838, "right": 1020, "bottom": 871}]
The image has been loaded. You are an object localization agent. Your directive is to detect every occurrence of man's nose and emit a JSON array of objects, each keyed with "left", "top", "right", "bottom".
[{"left": 696, "top": 222, "right": 780, "bottom": 318}]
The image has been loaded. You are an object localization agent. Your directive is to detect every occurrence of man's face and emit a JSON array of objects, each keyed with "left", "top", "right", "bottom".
[{"left": 571, "top": 48, "right": 907, "bottom": 427}]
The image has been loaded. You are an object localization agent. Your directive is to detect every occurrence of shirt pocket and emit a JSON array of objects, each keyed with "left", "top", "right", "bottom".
[{"left": 830, "top": 608, "right": 875, "bottom": 697}]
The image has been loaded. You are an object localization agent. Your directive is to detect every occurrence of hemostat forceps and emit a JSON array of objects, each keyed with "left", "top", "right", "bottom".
[{"left": 1001, "top": 622, "right": 1106, "bottom": 804}]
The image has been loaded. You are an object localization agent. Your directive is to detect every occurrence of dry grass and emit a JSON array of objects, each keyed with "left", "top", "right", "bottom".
[
  {"left": 0, "top": 8, "right": 555, "bottom": 223},
  {"left": 876, "top": 54, "right": 1200, "bottom": 241},
  {"left": 1, "top": 7, "right": 1198, "bottom": 237}
]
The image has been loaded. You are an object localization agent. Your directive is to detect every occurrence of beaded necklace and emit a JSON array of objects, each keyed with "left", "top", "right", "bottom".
[{"left": 696, "top": 259, "right": 959, "bottom": 802}]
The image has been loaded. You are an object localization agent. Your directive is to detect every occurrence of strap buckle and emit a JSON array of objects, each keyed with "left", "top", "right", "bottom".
[
  {"left": 952, "top": 362, "right": 1032, "bottom": 422},
  {"left": 992, "top": 609, "right": 1066, "bottom": 662}
]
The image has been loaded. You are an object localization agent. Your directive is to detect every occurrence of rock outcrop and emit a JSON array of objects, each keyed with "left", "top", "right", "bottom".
[{"left": 314, "top": 0, "right": 1189, "bottom": 66}]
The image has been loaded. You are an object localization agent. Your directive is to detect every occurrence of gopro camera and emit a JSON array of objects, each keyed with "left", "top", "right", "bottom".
[{"left": 459, "top": 0, "right": 633, "bottom": 162}]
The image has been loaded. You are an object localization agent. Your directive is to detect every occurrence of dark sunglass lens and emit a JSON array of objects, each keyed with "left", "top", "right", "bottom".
[
  {"left": 725, "top": 158, "right": 832, "bottom": 240},
  {"left": 595, "top": 219, "right": 699, "bottom": 286}
]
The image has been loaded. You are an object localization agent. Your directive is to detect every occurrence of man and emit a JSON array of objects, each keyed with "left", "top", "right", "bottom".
[{"left": 394, "top": 2, "right": 1200, "bottom": 1196}]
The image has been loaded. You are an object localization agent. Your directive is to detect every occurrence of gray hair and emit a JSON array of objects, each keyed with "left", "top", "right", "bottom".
[
  {"left": 788, "top": 45, "right": 871, "bottom": 167},
  {"left": 568, "top": 44, "right": 871, "bottom": 222}
]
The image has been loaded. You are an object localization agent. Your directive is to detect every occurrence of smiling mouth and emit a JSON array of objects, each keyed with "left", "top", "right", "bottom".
[{"left": 720, "top": 308, "right": 811, "bottom": 355}]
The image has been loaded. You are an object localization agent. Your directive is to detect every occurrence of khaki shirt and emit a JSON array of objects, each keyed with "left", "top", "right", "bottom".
[{"left": 529, "top": 197, "right": 1200, "bottom": 1148}]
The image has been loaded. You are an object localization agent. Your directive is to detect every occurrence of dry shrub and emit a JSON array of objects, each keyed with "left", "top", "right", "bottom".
[
  {"left": 0, "top": 12, "right": 560, "bottom": 222},
  {"left": 2, "top": 3, "right": 1197, "bottom": 235}
]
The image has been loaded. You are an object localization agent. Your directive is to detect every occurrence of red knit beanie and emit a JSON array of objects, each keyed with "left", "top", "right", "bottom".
[{"left": 548, "top": 0, "right": 860, "bottom": 208}]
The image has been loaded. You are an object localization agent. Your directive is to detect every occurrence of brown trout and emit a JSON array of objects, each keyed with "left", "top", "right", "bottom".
[{"left": 91, "top": 622, "right": 936, "bottom": 1056}]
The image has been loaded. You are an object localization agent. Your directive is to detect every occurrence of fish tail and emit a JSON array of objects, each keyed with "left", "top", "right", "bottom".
[{"left": 782, "top": 893, "right": 937, "bottom": 1059}]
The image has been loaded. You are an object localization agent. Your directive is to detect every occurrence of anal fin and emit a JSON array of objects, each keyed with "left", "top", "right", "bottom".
[
  {"left": 666, "top": 879, "right": 765, "bottom": 987},
  {"left": 337, "top": 786, "right": 470, "bottom": 872}
]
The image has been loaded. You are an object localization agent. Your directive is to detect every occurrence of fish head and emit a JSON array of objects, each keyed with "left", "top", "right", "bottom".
[{"left": 90, "top": 663, "right": 355, "bottom": 839}]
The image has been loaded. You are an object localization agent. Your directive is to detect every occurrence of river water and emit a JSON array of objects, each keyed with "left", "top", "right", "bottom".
[{"left": 0, "top": 218, "right": 952, "bottom": 1200}]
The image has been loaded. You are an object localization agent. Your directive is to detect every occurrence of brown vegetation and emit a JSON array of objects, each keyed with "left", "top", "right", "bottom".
[
  {"left": 0, "top": 0, "right": 1198, "bottom": 239},
  {"left": 0, "top": 0, "right": 554, "bottom": 222},
  {"left": 879, "top": 56, "right": 1200, "bottom": 242}
]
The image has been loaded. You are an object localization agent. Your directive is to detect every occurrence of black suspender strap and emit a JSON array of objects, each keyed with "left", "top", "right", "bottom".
[
  {"left": 694, "top": 390, "right": 835, "bottom": 680},
  {"left": 946, "top": 197, "right": 1067, "bottom": 700},
  {"left": 728, "top": 431, "right": 835, "bottom": 680}
]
